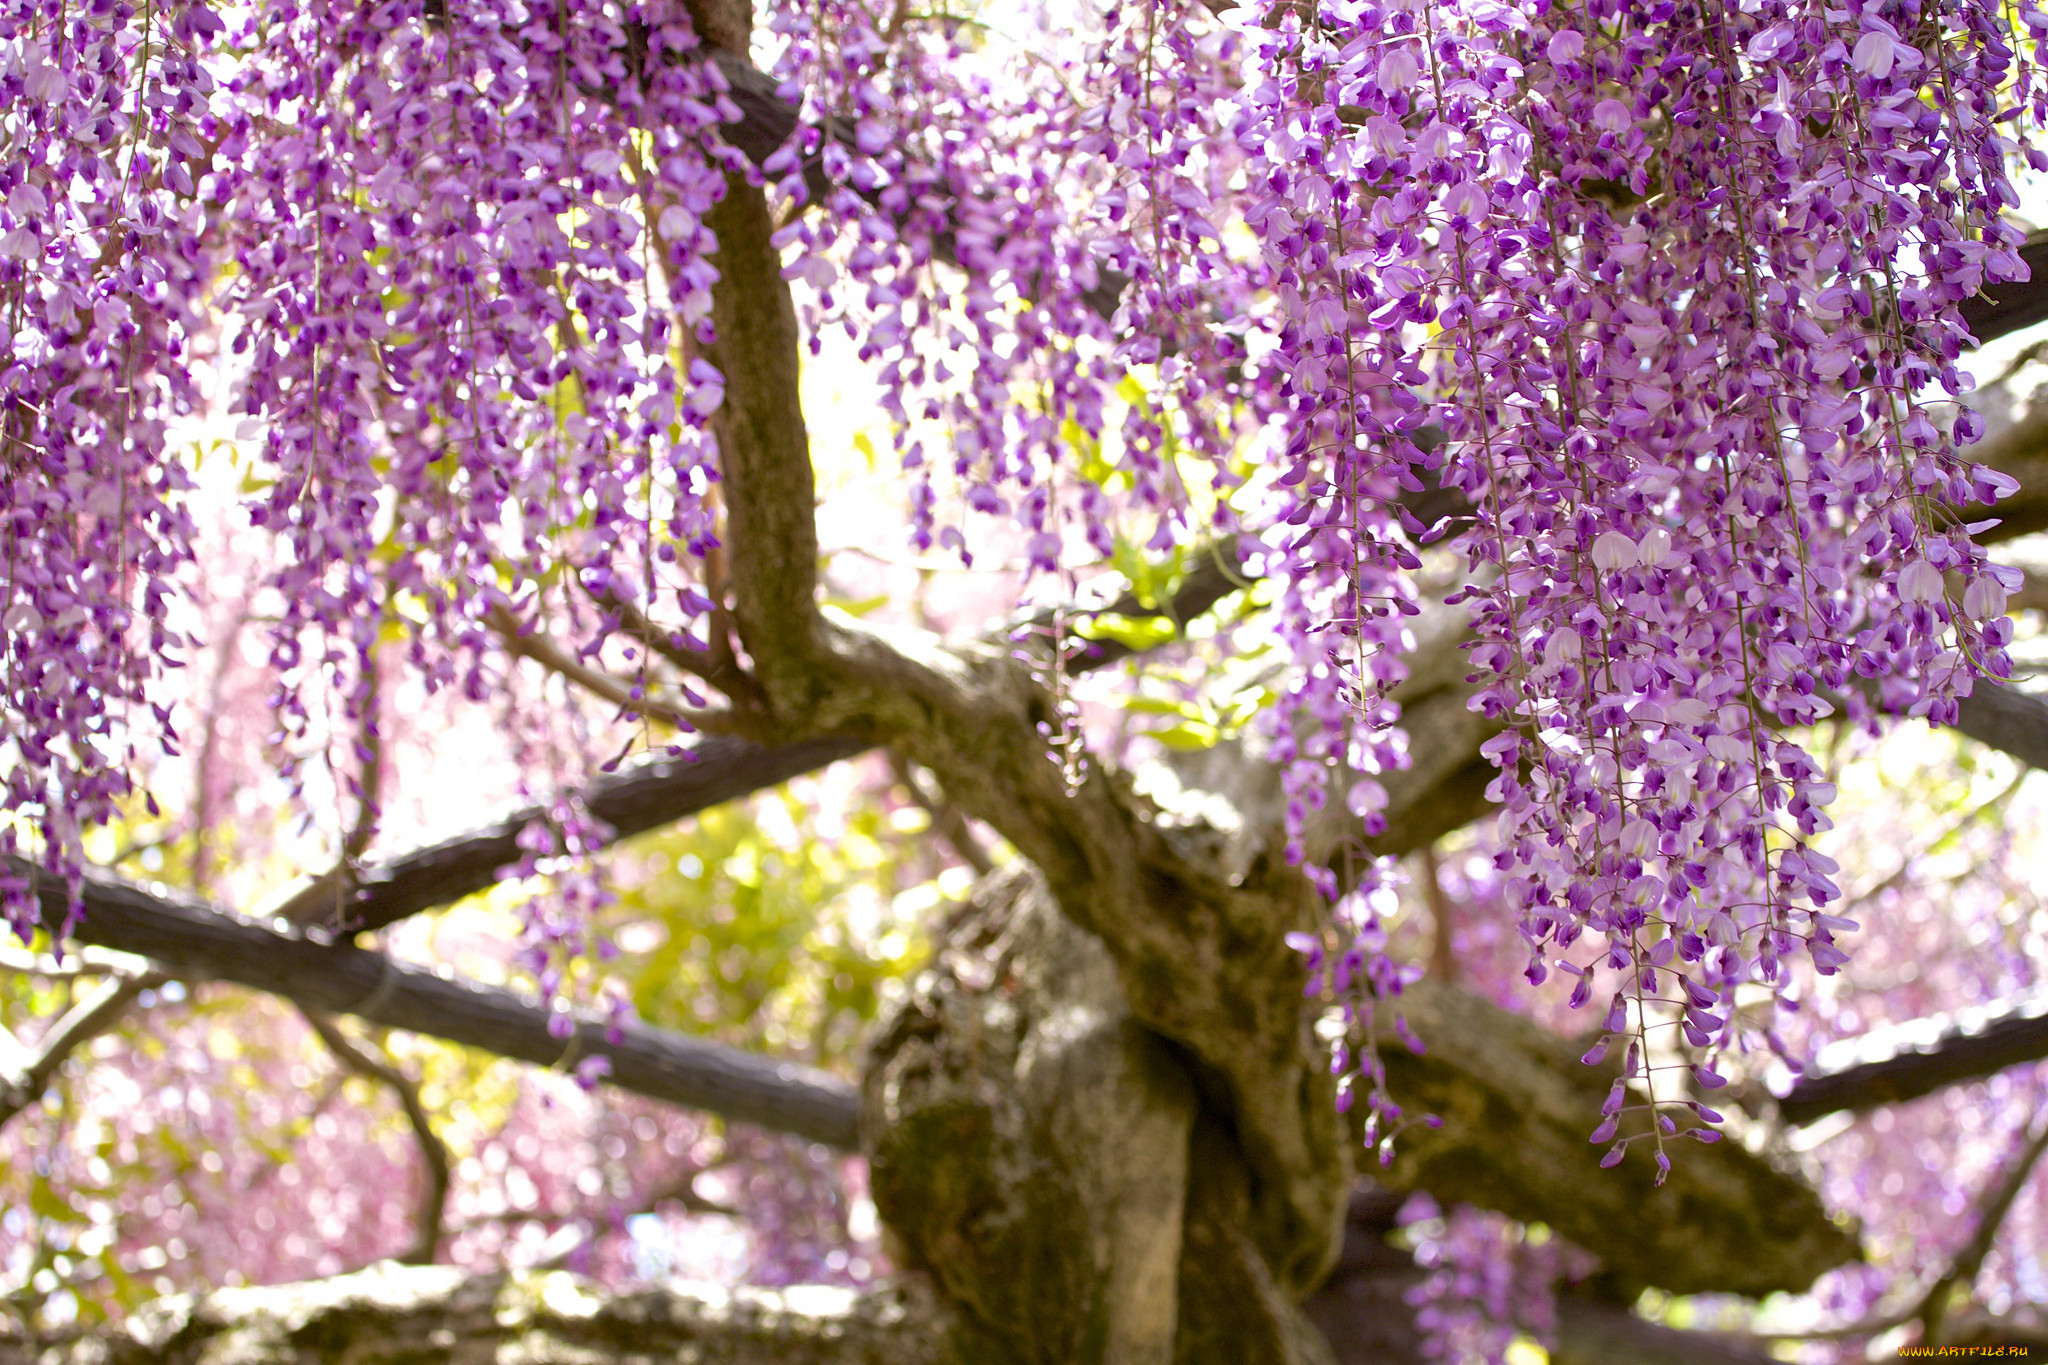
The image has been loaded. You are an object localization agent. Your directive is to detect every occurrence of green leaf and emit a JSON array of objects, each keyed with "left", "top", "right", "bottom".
[
  {"left": 1123, "top": 695, "right": 1204, "bottom": 719},
  {"left": 1111, "top": 538, "right": 1187, "bottom": 612},
  {"left": 1152, "top": 721, "right": 1221, "bottom": 751},
  {"left": 29, "top": 1177, "right": 81, "bottom": 1224},
  {"left": 822, "top": 594, "right": 890, "bottom": 618},
  {"left": 1075, "top": 612, "right": 1177, "bottom": 651}
]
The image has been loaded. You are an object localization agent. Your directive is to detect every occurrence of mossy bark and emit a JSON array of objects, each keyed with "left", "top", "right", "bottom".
[{"left": 0, "top": 1265, "right": 966, "bottom": 1365}]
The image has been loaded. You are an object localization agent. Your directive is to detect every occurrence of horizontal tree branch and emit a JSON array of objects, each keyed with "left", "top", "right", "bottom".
[
  {"left": 1959, "top": 232, "right": 2048, "bottom": 347},
  {"left": 302, "top": 734, "right": 869, "bottom": 936},
  {"left": 1375, "top": 978, "right": 1856, "bottom": 1300},
  {"left": 21, "top": 861, "right": 862, "bottom": 1148},
  {"left": 1951, "top": 677, "right": 2048, "bottom": 770},
  {"left": 305, "top": 543, "right": 1257, "bottom": 940},
  {"left": 1777, "top": 989, "right": 2048, "bottom": 1126},
  {"left": 0, "top": 1262, "right": 967, "bottom": 1365},
  {"left": 1305, "top": 1184, "right": 1789, "bottom": 1365}
]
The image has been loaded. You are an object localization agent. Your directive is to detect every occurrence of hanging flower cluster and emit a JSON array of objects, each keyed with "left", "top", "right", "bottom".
[
  {"left": 763, "top": 0, "right": 1261, "bottom": 576},
  {"left": 1398, "top": 1194, "right": 1584, "bottom": 1365},
  {"left": 0, "top": 0, "right": 215, "bottom": 931},
  {"left": 1237, "top": 0, "right": 2036, "bottom": 1166},
  {"left": 221, "top": 0, "right": 731, "bottom": 772},
  {"left": 1, "top": 0, "right": 2038, "bottom": 1171},
  {"left": 2, "top": 0, "right": 741, "bottom": 937}
]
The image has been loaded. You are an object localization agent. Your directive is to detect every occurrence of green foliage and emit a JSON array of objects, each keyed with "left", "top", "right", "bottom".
[{"left": 604, "top": 791, "right": 941, "bottom": 1069}]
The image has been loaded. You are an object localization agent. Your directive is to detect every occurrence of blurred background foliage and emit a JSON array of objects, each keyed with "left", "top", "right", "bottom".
[{"left": 0, "top": 766, "right": 958, "bottom": 1337}]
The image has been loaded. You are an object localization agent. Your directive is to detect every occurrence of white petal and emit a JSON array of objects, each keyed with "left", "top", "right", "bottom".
[
  {"left": 1853, "top": 31, "right": 1896, "bottom": 78},
  {"left": 1590, "top": 530, "right": 1638, "bottom": 570},
  {"left": 1897, "top": 558, "right": 1944, "bottom": 603},
  {"left": 1962, "top": 574, "right": 2008, "bottom": 619}
]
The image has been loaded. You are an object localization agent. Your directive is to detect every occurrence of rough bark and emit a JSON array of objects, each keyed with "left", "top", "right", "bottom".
[
  {"left": 284, "top": 735, "right": 869, "bottom": 935},
  {"left": 0, "top": 1199, "right": 1812, "bottom": 1365},
  {"left": 864, "top": 867, "right": 1334, "bottom": 1365},
  {"left": 1369, "top": 980, "right": 1857, "bottom": 1299},
  {"left": 857, "top": 863, "right": 1848, "bottom": 1364},
  {"left": 22, "top": 861, "right": 861, "bottom": 1148},
  {"left": 702, "top": 172, "right": 824, "bottom": 718},
  {"left": 28, "top": 847, "right": 1853, "bottom": 1307},
  {"left": 1778, "top": 988, "right": 2048, "bottom": 1126},
  {"left": 694, "top": 137, "right": 1359, "bottom": 1294},
  {"left": 0, "top": 1264, "right": 966, "bottom": 1365}
]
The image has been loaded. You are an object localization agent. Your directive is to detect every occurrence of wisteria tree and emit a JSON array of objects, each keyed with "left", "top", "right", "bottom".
[{"left": 5, "top": 0, "right": 2048, "bottom": 1357}]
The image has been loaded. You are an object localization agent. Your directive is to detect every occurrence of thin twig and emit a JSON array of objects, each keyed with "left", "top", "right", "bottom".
[
  {"left": 0, "top": 969, "right": 170, "bottom": 1129},
  {"left": 1916, "top": 1101, "right": 2048, "bottom": 1344},
  {"left": 592, "top": 585, "right": 721, "bottom": 680},
  {"left": 298, "top": 1007, "right": 452, "bottom": 1265},
  {"left": 488, "top": 606, "right": 733, "bottom": 734},
  {"left": 1742, "top": 1102, "right": 2048, "bottom": 1346},
  {"left": 891, "top": 755, "right": 995, "bottom": 877}
]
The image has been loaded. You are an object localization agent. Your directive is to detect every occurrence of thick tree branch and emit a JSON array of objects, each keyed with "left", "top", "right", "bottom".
[
  {"left": 1303, "top": 1188, "right": 1787, "bottom": 1365},
  {"left": 1372, "top": 978, "right": 1856, "bottom": 1299},
  {"left": 704, "top": 173, "right": 822, "bottom": 715},
  {"left": 1951, "top": 678, "right": 2048, "bottom": 770},
  {"left": 308, "top": 539, "right": 1261, "bottom": 940},
  {"left": 0, "top": 966, "right": 169, "bottom": 1129},
  {"left": 318, "top": 594, "right": 2043, "bottom": 947},
  {"left": 0, "top": 1263, "right": 969, "bottom": 1365},
  {"left": 1777, "top": 988, "right": 2048, "bottom": 1126},
  {"left": 19, "top": 861, "right": 862, "bottom": 1148},
  {"left": 1959, "top": 232, "right": 2048, "bottom": 347},
  {"left": 799, "top": 610, "right": 1358, "bottom": 1286},
  {"left": 299, "top": 1008, "right": 454, "bottom": 1266},
  {"left": 293, "top": 734, "right": 868, "bottom": 937}
]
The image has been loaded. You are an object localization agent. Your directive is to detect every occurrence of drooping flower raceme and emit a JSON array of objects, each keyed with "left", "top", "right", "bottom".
[
  {"left": 0, "top": 0, "right": 2036, "bottom": 1168},
  {"left": 3, "top": 0, "right": 737, "bottom": 940},
  {"left": 0, "top": 0, "right": 215, "bottom": 931},
  {"left": 1232, "top": 0, "right": 2034, "bottom": 1167}
]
